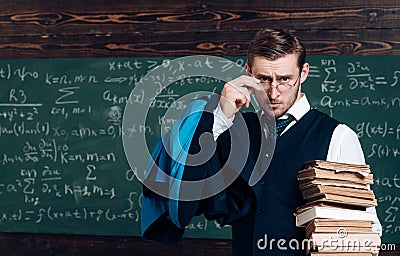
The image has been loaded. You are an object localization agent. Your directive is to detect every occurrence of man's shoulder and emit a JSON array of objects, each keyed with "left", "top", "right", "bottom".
[{"left": 308, "top": 109, "right": 341, "bottom": 125}]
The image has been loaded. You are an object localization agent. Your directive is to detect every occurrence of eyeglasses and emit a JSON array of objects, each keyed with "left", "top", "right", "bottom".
[{"left": 258, "top": 73, "right": 301, "bottom": 92}]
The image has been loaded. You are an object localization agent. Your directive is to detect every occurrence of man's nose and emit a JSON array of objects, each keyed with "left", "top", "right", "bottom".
[{"left": 268, "top": 86, "right": 280, "bottom": 99}]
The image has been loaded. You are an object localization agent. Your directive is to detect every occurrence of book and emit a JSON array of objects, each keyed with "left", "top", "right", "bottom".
[
  {"left": 306, "top": 219, "right": 373, "bottom": 229},
  {"left": 299, "top": 178, "right": 369, "bottom": 190},
  {"left": 305, "top": 193, "right": 377, "bottom": 208},
  {"left": 304, "top": 160, "right": 371, "bottom": 174},
  {"left": 305, "top": 219, "right": 373, "bottom": 238},
  {"left": 297, "top": 168, "right": 373, "bottom": 184},
  {"left": 295, "top": 205, "right": 376, "bottom": 227},
  {"left": 301, "top": 185, "right": 376, "bottom": 201},
  {"left": 297, "top": 201, "right": 366, "bottom": 214}
]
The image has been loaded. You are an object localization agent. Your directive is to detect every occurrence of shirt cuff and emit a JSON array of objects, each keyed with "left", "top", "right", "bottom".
[{"left": 212, "top": 104, "right": 234, "bottom": 141}]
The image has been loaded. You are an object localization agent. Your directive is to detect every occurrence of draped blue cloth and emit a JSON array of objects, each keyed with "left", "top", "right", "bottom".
[
  {"left": 141, "top": 95, "right": 256, "bottom": 244},
  {"left": 141, "top": 97, "right": 214, "bottom": 243},
  {"left": 141, "top": 96, "right": 209, "bottom": 242}
]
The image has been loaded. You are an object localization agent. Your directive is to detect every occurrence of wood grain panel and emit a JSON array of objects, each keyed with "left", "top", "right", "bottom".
[
  {"left": 0, "top": 233, "right": 398, "bottom": 256},
  {"left": 0, "top": 233, "right": 232, "bottom": 256},
  {"left": 1, "top": 0, "right": 400, "bottom": 40},
  {"left": 1, "top": 29, "right": 400, "bottom": 58},
  {"left": 1, "top": 6, "right": 400, "bottom": 37}
]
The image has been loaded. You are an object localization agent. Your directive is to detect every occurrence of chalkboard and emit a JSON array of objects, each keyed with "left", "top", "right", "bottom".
[{"left": 0, "top": 56, "right": 398, "bottom": 244}]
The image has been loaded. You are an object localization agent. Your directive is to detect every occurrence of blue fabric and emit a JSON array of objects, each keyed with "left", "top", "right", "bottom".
[
  {"left": 168, "top": 98, "right": 209, "bottom": 227},
  {"left": 141, "top": 94, "right": 257, "bottom": 244},
  {"left": 141, "top": 95, "right": 210, "bottom": 240}
]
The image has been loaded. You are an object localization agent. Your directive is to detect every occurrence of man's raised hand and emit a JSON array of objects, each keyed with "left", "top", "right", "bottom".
[{"left": 219, "top": 75, "right": 261, "bottom": 118}]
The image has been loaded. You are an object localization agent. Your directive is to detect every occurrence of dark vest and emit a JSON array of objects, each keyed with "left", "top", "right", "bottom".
[{"left": 232, "top": 109, "right": 339, "bottom": 256}]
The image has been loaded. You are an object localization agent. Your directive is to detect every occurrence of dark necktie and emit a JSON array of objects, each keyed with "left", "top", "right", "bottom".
[{"left": 275, "top": 115, "right": 295, "bottom": 136}]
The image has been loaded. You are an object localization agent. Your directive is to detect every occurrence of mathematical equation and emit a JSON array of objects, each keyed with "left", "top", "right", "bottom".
[
  {"left": 356, "top": 122, "right": 400, "bottom": 140},
  {"left": 376, "top": 193, "right": 400, "bottom": 235},
  {"left": 319, "top": 95, "right": 400, "bottom": 110},
  {"left": 0, "top": 138, "right": 116, "bottom": 165},
  {"left": 0, "top": 207, "right": 139, "bottom": 224},
  {"left": 374, "top": 173, "right": 400, "bottom": 235},
  {"left": 311, "top": 59, "right": 400, "bottom": 93}
]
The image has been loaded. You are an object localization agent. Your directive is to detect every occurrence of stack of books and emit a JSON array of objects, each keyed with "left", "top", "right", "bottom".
[{"left": 295, "top": 160, "right": 381, "bottom": 255}]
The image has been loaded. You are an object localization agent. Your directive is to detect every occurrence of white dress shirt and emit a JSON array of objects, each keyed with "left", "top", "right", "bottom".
[{"left": 212, "top": 93, "right": 382, "bottom": 236}]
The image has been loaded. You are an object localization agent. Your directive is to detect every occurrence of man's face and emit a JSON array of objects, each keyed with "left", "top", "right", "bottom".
[{"left": 247, "top": 54, "right": 309, "bottom": 118}]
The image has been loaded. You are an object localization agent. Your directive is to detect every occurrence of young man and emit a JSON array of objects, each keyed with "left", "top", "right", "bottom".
[
  {"left": 142, "top": 29, "right": 382, "bottom": 255},
  {"left": 213, "top": 28, "right": 382, "bottom": 255}
]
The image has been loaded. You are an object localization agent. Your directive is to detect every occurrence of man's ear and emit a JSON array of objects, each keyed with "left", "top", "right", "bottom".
[
  {"left": 299, "top": 63, "right": 310, "bottom": 84},
  {"left": 245, "top": 63, "right": 251, "bottom": 75}
]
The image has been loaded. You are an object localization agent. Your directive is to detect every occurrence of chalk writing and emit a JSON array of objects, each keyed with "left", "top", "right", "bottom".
[{"left": 356, "top": 122, "right": 400, "bottom": 140}]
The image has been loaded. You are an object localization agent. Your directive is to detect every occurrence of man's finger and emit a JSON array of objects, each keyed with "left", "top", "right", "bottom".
[{"left": 226, "top": 81, "right": 251, "bottom": 103}]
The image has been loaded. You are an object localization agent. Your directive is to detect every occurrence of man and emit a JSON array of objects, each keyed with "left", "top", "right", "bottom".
[
  {"left": 214, "top": 28, "right": 382, "bottom": 255},
  {"left": 141, "top": 29, "right": 382, "bottom": 255}
]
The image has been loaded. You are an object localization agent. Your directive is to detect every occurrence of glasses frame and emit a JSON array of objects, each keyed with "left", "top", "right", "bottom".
[{"left": 258, "top": 72, "right": 301, "bottom": 92}]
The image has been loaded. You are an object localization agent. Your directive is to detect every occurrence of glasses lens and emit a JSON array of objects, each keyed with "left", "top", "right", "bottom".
[{"left": 277, "top": 84, "right": 291, "bottom": 91}]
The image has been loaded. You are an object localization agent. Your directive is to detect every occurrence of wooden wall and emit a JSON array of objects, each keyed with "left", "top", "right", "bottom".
[
  {"left": 1, "top": 0, "right": 400, "bottom": 59},
  {"left": 0, "top": 0, "right": 399, "bottom": 255}
]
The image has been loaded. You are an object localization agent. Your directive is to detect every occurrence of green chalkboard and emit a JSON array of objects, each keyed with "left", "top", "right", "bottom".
[{"left": 0, "top": 56, "right": 398, "bottom": 244}]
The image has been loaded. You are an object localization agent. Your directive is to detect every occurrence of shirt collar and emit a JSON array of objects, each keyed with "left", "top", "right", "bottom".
[
  {"left": 285, "top": 93, "right": 310, "bottom": 121},
  {"left": 259, "top": 93, "right": 311, "bottom": 120}
]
